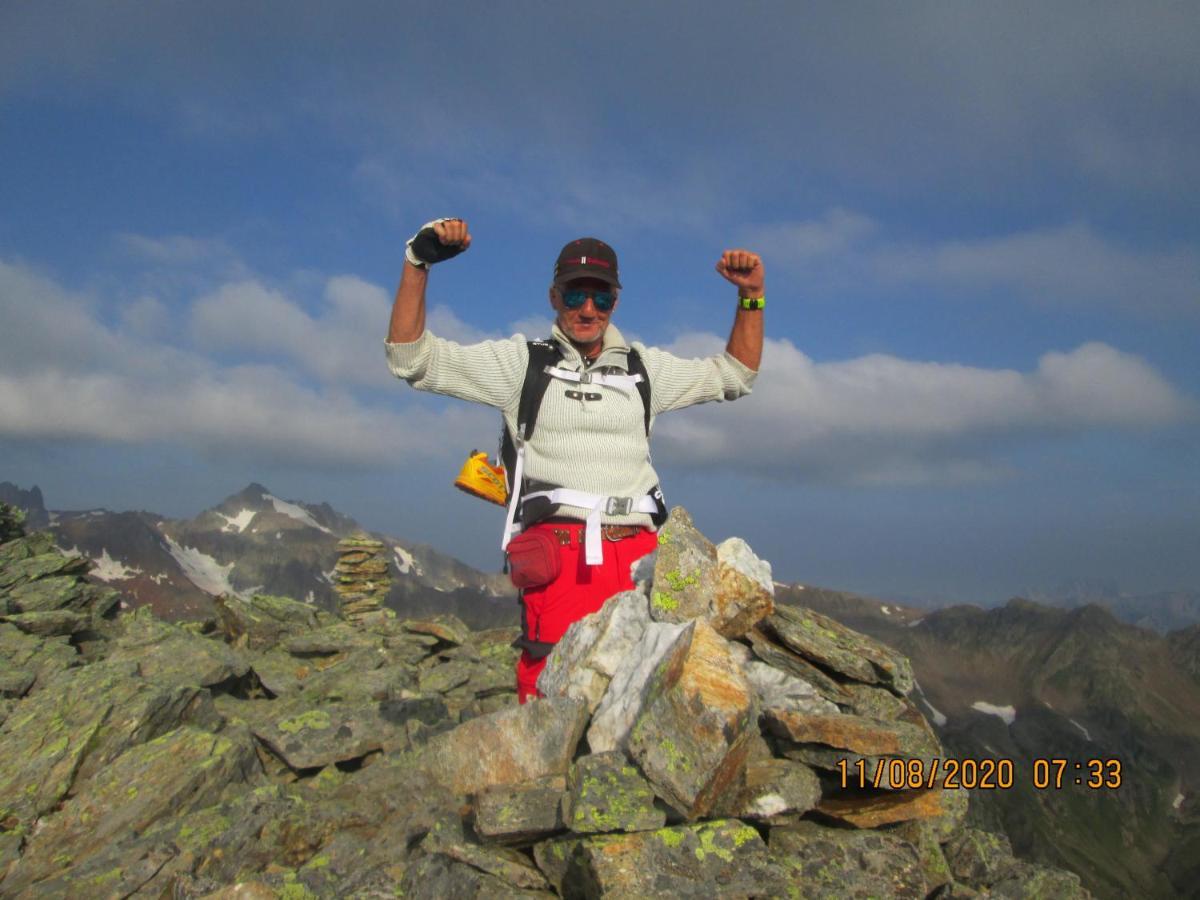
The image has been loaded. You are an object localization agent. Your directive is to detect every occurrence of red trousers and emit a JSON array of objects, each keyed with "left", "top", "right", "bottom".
[{"left": 516, "top": 522, "right": 657, "bottom": 703}]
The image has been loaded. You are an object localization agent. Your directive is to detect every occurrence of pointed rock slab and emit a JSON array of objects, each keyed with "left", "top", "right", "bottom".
[
  {"left": 711, "top": 537, "right": 775, "bottom": 637},
  {"left": 475, "top": 775, "right": 566, "bottom": 844},
  {"left": 817, "top": 787, "right": 949, "bottom": 828},
  {"left": 765, "top": 709, "right": 942, "bottom": 786},
  {"left": 647, "top": 506, "right": 721, "bottom": 624},
  {"left": 403, "top": 614, "right": 470, "bottom": 647},
  {"left": 562, "top": 820, "right": 786, "bottom": 899},
  {"left": 2, "top": 609, "right": 88, "bottom": 636},
  {"left": 745, "top": 627, "right": 852, "bottom": 704},
  {"left": 563, "top": 751, "right": 666, "bottom": 834},
  {"left": 769, "top": 820, "right": 927, "bottom": 899},
  {"left": 400, "top": 852, "right": 554, "bottom": 898},
  {"left": 214, "top": 592, "right": 334, "bottom": 650},
  {"left": 716, "top": 758, "right": 823, "bottom": 820},
  {"left": 0, "top": 623, "right": 78, "bottom": 693},
  {"left": 422, "top": 697, "right": 587, "bottom": 796},
  {"left": 745, "top": 660, "right": 840, "bottom": 716},
  {"left": 107, "top": 610, "right": 250, "bottom": 687},
  {"left": 6, "top": 725, "right": 260, "bottom": 892},
  {"left": 891, "top": 819, "right": 954, "bottom": 894},
  {"left": 944, "top": 826, "right": 1018, "bottom": 887},
  {"left": 250, "top": 699, "right": 410, "bottom": 770},
  {"left": 584, "top": 619, "right": 687, "bottom": 755},
  {"left": 0, "top": 660, "right": 218, "bottom": 828},
  {"left": 626, "top": 621, "right": 755, "bottom": 819},
  {"left": 0, "top": 551, "right": 90, "bottom": 591},
  {"left": 7, "top": 574, "right": 117, "bottom": 618},
  {"left": 764, "top": 603, "right": 915, "bottom": 695},
  {"left": 538, "top": 590, "right": 651, "bottom": 711}
]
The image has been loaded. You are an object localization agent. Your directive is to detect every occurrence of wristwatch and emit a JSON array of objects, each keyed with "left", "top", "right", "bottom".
[{"left": 738, "top": 296, "right": 765, "bottom": 310}]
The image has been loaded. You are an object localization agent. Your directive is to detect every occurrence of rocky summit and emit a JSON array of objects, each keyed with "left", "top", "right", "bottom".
[{"left": 0, "top": 502, "right": 1087, "bottom": 898}]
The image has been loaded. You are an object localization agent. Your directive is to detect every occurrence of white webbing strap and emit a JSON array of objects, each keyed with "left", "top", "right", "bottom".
[
  {"left": 544, "top": 366, "right": 642, "bottom": 392},
  {"left": 500, "top": 442, "right": 526, "bottom": 551},
  {"left": 520, "top": 487, "right": 658, "bottom": 565}
]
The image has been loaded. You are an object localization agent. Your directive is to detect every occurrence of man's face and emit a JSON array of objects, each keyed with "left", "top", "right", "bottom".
[{"left": 549, "top": 277, "right": 619, "bottom": 353}]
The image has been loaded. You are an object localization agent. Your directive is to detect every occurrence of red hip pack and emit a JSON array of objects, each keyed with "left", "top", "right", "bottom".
[{"left": 505, "top": 530, "right": 563, "bottom": 589}]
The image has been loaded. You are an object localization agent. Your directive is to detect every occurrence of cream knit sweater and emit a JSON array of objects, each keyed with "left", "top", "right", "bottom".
[{"left": 384, "top": 322, "right": 756, "bottom": 528}]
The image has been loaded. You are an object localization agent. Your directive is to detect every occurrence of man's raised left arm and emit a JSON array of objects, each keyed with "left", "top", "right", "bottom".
[{"left": 716, "top": 249, "right": 764, "bottom": 372}]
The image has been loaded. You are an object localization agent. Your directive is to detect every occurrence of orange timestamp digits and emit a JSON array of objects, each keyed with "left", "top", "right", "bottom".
[
  {"left": 1031, "top": 758, "right": 1122, "bottom": 789},
  {"left": 836, "top": 757, "right": 1016, "bottom": 791}
]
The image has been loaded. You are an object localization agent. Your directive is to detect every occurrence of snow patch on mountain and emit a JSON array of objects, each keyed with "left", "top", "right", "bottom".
[
  {"left": 908, "top": 618, "right": 924, "bottom": 627},
  {"left": 912, "top": 680, "right": 947, "bottom": 726},
  {"left": 90, "top": 548, "right": 143, "bottom": 582},
  {"left": 1174, "top": 792, "right": 1185, "bottom": 810},
  {"left": 217, "top": 509, "right": 256, "bottom": 533},
  {"left": 265, "top": 494, "right": 332, "bottom": 534},
  {"left": 971, "top": 701, "right": 1016, "bottom": 725},
  {"left": 163, "top": 535, "right": 237, "bottom": 596},
  {"left": 1069, "top": 718, "right": 1092, "bottom": 741},
  {"left": 880, "top": 604, "right": 892, "bottom": 615},
  {"left": 393, "top": 545, "right": 422, "bottom": 576}
]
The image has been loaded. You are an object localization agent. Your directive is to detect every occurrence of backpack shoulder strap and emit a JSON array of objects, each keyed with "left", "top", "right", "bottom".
[
  {"left": 627, "top": 347, "right": 652, "bottom": 436},
  {"left": 519, "top": 340, "right": 562, "bottom": 441}
]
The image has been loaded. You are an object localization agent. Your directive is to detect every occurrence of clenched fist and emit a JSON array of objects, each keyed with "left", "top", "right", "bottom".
[
  {"left": 406, "top": 217, "right": 472, "bottom": 269},
  {"left": 716, "top": 249, "right": 764, "bottom": 297}
]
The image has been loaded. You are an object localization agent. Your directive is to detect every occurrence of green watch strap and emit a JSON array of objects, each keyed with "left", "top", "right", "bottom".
[{"left": 738, "top": 296, "right": 765, "bottom": 310}]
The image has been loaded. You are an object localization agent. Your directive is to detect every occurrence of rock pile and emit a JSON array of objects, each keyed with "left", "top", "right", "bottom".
[
  {"left": 332, "top": 532, "right": 390, "bottom": 623},
  {"left": 0, "top": 502, "right": 1088, "bottom": 897}
]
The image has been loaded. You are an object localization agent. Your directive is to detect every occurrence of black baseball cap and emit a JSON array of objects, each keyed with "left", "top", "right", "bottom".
[{"left": 553, "top": 237, "right": 621, "bottom": 288}]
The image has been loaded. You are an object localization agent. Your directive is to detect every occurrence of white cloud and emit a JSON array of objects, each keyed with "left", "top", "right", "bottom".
[
  {"left": 652, "top": 334, "right": 1193, "bottom": 485},
  {"left": 116, "top": 233, "right": 234, "bottom": 266},
  {"left": 873, "top": 223, "right": 1200, "bottom": 316}
]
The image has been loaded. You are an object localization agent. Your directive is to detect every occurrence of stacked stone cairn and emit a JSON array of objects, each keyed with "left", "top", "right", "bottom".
[
  {"left": 332, "top": 532, "right": 390, "bottom": 624},
  {"left": 0, "top": 502, "right": 1088, "bottom": 897}
]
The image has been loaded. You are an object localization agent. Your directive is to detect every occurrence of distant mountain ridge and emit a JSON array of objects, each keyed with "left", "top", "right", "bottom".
[
  {"left": 0, "top": 480, "right": 517, "bottom": 629},
  {"left": 780, "top": 581, "right": 1200, "bottom": 898}
]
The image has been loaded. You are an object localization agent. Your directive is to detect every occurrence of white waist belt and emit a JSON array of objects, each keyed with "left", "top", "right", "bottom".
[{"left": 520, "top": 487, "right": 658, "bottom": 565}]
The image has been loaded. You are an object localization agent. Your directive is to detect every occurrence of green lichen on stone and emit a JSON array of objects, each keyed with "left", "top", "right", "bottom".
[
  {"left": 660, "top": 737, "right": 690, "bottom": 774},
  {"left": 176, "top": 811, "right": 231, "bottom": 850},
  {"left": 652, "top": 591, "right": 678, "bottom": 612},
  {"left": 44, "top": 734, "right": 69, "bottom": 756},
  {"left": 306, "top": 855, "right": 331, "bottom": 869},
  {"left": 126, "top": 786, "right": 138, "bottom": 798},
  {"left": 656, "top": 827, "right": 685, "bottom": 848},
  {"left": 88, "top": 868, "right": 124, "bottom": 888},
  {"left": 663, "top": 569, "right": 698, "bottom": 592},
  {"left": 278, "top": 882, "right": 318, "bottom": 900},
  {"left": 278, "top": 709, "right": 332, "bottom": 733},
  {"left": 694, "top": 823, "right": 737, "bottom": 863},
  {"left": 657, "top": 530, "right": 671, "bottom": 546},
  {"left": 731, "top": 824, "right": 759, "bottom": 847}
]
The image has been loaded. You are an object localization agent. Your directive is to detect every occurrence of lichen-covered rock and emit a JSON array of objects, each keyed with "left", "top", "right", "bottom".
[
  {"left": 715, "top": 757, "right": 822, "bottom": 820},
  {"left": 0, "top": 551, "right": 90, "bottom": 591},
  {"left": 745, "top": 626, "right": 853, "bottom": 704},
  {"left": 0, "top": 623, "right": 78, "bottom": 694},
  {"left": 0, "top": 658, "right": 35, "bottom": 698},
  {"left": 891, "top": 818, "right": 954, "bottom": 894},
  {"left": 400, "top": 851, "right": 554, "bottom": 898},
  {"left": 769, "top": 819, "right": 927, "bottom": 899},
  {"left": 627, "top": 621, "right": 755, "bottom": 819},
  {"left": 585, "top": 618, "right": 688, "bottom": 753},
  {"left": 763, "top": 603, "right": 915, "bottom": 695},
  {"left": 475, "top": 776, "right": 566, "bottom": 843},
  {"left": 421, "top": 697, "right": 587, "bottom": 795},
  {"left": 561, "top": 819, "right": 786, "bottom": 898},
  {"left": 5, "top": 725, "right": 261, "bottom": 892},
  {"left": 2, "top": 608, "right": 88, "bottom": 636},
  {"left": 944, "top": 825, "right": 1019, "bottom": 887},
  {"left": 539, "top": 590, "right": 651, "bottom": 711},
  {"left": 0, "top": 660, "right": 219, "bottom": 828},
  {"left": 107, "top": 608, "right": 250, "bottom": 687},
  {"left": 647, "top": 506, "right": 721, "bottom": 624},
  {"left": 986, "top": 860, "right": 1090, "bottom": 898},
  {"left": 250, "top": 699, "right": 409, "bottom": 770},
  {"left": 214, "top": 592, "right": 334, "bottom": 649},
  {"left": 563, "top": 751, "right": 665, "bottom": 834}
]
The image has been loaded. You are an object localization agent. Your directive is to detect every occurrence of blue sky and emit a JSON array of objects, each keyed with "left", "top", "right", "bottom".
[{"left": 2, "top": 2, "right": 1197, "bottom": 605}]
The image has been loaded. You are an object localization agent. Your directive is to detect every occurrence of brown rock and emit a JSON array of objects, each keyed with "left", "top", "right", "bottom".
[
  {"left": 627, "top": 622, "right": 754, "bottom": 819},
  {"left": 816, "top": 787, "right": 947, "bottom": 828}
]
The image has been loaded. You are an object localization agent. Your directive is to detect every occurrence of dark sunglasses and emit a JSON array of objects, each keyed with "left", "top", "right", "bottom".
[{"left": 561, "top": 289, "right": 615, "bottom": 312}]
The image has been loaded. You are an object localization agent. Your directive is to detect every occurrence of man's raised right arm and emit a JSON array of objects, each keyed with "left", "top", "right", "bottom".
[{"left": 387, "top": 218, "right": 472, "bottom": 343}]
